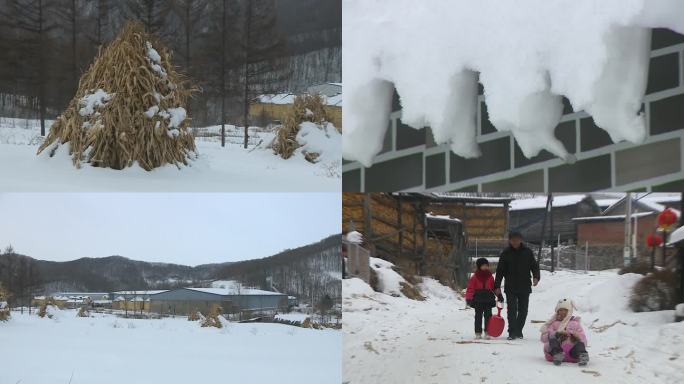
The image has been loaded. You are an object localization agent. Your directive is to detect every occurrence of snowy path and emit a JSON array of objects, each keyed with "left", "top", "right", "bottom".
[{"left": 343, "top": 271, "right": 684, "bottom": 384}]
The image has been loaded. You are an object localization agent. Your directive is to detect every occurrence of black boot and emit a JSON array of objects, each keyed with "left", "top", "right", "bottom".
[
  {"left": 553, "top": 352, "right": 564, "bottom": 366},
  {"left": 578, "top": 352, "right": 589, "bottom": 366}
]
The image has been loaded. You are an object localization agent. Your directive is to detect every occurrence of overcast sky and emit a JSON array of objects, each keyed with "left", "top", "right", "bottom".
[{"left": 0, "top": 193, "right": 340, "bottom": 266}]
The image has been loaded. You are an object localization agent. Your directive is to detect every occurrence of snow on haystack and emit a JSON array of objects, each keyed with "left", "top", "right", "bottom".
[
  {"left": 37, "top": 21, "right": 198, "bottom": 170},
  {"left": 342, "top": 0, "right": 684, "bottom": 166}
]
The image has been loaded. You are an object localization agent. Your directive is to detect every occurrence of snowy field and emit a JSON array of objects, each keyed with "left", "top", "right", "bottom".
[
  {"left": 0, "top": 118, "right": 340, "bottom": 191},
  {"left": 343, "top": 265, "right": 684, "bottom": 383},
  {"left": 2, "top": 309, "right": 341, "bottom": 384}
]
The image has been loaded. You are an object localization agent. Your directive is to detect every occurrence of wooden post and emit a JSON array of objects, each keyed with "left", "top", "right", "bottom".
[{"left": 363, "top": 194, "right": 373, "bottom": 257}]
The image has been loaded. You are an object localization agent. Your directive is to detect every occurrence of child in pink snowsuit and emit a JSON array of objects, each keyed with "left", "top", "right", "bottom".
[{"left": 540, "top": 298, "right": 589, "bottom": 366}]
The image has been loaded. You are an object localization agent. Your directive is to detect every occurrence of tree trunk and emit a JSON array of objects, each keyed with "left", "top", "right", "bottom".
[
  {"left": 38, "top": 0, "right": 46, "bottom": 136},
  {"left": 71, "top": 0, "right": 77, "bottom": 90},
  {"left": 242, "top": 0, "right": 252, "bottom": 149},
  {"left": 220, "top": 0, "right": 226, "bottom": 147}
]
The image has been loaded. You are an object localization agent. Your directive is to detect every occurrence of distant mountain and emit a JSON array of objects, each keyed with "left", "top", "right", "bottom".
[
  {"left": 0, "top": 234, "right": 341, "bottom": 305},
  {"left": 0, "top": 253, "right": 232, "bottom": 295}
]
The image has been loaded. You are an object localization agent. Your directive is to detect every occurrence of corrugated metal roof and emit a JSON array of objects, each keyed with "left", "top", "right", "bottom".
[{"left": 185, "top": 287, "right": 285, "bottom": 296}]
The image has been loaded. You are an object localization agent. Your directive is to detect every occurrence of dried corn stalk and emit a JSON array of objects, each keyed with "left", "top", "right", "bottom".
[{"left": 37, "top": 21, "right": 198, "bottom": 170}]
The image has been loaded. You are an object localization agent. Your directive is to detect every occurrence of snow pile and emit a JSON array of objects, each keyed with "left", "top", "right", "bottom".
[
  {"left": 369, "top": 257, "right": 408, "bottom": 297},
  {"left": 343, "top": 0, "right": 684, "bottom": 166},
  {"left": 78, "top": 89, "right": 113, "bottom": 118},
  {"left": 344, "top": 277, "right": 376, "bottom": 297},
  {"left": 417, "top": 277, "right": 459, "bottom": 302},
  {"left": 344, "top": 269, "right": 684, "bottom": 383},
  {"left": 294, "top": 122, "right": 342, "bottom": 177},
  {"left": 0, "top": 301, "right": 6, "bottom": 309},
  {"left": 346, "top": 230, "right": 363, "bottom": 244}
]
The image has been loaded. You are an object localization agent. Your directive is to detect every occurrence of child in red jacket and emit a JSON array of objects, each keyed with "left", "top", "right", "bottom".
[{"left": 466, "top": 258, "right": 504, "bottom": 339}]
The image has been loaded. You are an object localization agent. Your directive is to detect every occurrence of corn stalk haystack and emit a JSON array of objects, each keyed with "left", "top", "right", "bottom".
[
  {"left": 201, "top": 304, "right": 223, "bottom": 328},
  {"left": 273, "top": 93, "right": 328, "bottom": 161},
  {"left": 0, "top": 283, "right": 9, "bottom": 321},
  {"left": 37, "top": 21, "right": 199, "bottom": 170}
]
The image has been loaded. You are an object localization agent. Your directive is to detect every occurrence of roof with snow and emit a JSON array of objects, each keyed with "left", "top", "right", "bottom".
[
  {"left": 426, "top": 213, "right": 462, "bottom": 222},
  {"left": 256, "top": 90, "right": 342, "bottom": 107},
  {"left": 572, "top": 212, "right": 654, "bottom": 222},
  {"left": 398, "top": 193, "right": 513, "bottom": 205},
  {"left": 669, "top": 225, "right": 684, "bottom": 245},
  {"left": 112, "top": 290, "right": 168, "bottom": 295},
  {"left": 509, "top": 194, "right": 588, "bottom": 211},
  {"left": 602, "top": 193, "right": 681, "bottom": 217},
  {"left": 185, "top": 287, "right": 285, "bottom": 296}
]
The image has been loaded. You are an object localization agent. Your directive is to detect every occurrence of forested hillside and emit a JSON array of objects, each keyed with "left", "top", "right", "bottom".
[
  {"left": 0, "top": 0, "right": 341, "bottom": 128},
  {"left": 216, "top": 234, "right": 342, "bottom": 304}
]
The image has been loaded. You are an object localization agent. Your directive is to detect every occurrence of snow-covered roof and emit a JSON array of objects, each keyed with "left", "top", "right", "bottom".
[
  {"left": 510, "top": 194, "right": 587, "bottom": 211},
  {"left": 572, "top": 212, "right": 654, "bottom": 222},
  {"left": 93, "top": 300, "right": 112, "bottom": 304},
  {"left": 426, "top": 213, "right": 462, "bottom": 222},
  {"left": 288, "top": 296, "right": 297, "bottom": 300},
  {"left": 256, "top": 92, "right": 341, "bottom": 107},
  {"left": 114, "top": 296, "right": 125, "bottom": 301},
  {"left": 602, "top": 194, "right": 681, "bottom": 217},
  {"left": 595, "top": 198, "right": 620, "bottom": 207},
  {"left": 185, "top": 287, "right": 285, "bottom": 296},
  {"left": 113, "top": 290, "right": 168, "bottom": 295},
  {"left": 669, "top": 225, "right": 684, "bottom": 245}
]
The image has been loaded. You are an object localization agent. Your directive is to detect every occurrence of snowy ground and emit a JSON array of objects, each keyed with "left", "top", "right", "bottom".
[
  {"left": 2, "top": 309, "right": 341, "bottom": 384},
  {"left": 0, "top": 118, "right": 339, "bottom": 191},
  {"left": 343, "top": 267, "right": 684, "bottom": 384}
]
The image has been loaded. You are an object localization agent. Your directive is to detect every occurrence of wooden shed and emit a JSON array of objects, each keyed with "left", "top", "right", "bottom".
[{"left": 343, "top": 193, "right": 480, "bottom": 287}]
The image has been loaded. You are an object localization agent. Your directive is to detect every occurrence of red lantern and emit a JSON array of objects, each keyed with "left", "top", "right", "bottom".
[
  {"left": 646, "top": 233, "right": 663, "bottom": 247},
  {"left": 658, "top": 208, "right": 678, "bottom": 229}
]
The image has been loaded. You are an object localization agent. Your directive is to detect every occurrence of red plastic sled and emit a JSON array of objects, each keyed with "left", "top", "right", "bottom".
[{"left": 486, "top": 302, "right": 505, "bottom": 337}]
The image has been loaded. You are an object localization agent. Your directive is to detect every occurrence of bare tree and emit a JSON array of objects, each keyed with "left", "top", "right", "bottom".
[
  {"left": 0, "top": 0, "right": 55, "bottom": 135},
  {"left": 240, "top": 0, "right": 289, "bottom": 148}
]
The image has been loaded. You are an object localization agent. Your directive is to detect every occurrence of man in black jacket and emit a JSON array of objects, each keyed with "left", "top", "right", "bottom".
[{"left": 494, "top": 231, "right": 541, "bottom": 340}]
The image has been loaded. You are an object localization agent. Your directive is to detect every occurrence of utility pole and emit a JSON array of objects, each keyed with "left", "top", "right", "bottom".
[{"left": 624, "top": 193, "right": 633, "bottom": 267}]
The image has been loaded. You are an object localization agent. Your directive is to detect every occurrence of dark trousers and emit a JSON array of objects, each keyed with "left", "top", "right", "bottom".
[
  {"left": 505, "top": 291, "right": 530, "bottom": 336},
  {"left": 473, "top": 303, "right": 493, "bottom": 334},
  {"left": 548, "top": 338, "right": 587, "bottom": 358}
]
